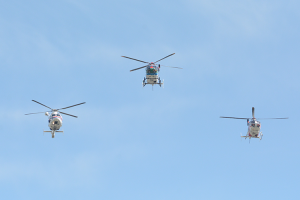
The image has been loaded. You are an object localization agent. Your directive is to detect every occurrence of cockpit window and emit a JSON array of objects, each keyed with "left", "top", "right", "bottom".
[
  {"left": 57, "top": 114, "right": 60, "bottom": 116},
  {"left": 52, "top": 114, "right": 56, "bottom": 116},
  {"left": 147, "top": 68, "right": 157, "bottom": 73}
]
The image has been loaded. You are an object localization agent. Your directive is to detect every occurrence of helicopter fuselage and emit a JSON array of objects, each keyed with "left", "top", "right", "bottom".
[
  {"left": 247, "top": 119, "right": 261, "bottom": 138},
  {"left": 220, "top": 107, "right": 287, "bottom": 141},
  {"left": 25, "top": 100, "right": 85, "bottom": 138},
  {"left": 123, "top": 53, "right": 177, "bottom": 87},
  {"left": 145, "top": 64, "right": 159, "bottom": 85},
  {"left": 48, "top": 111, "right": 63, "bottom": 131}
]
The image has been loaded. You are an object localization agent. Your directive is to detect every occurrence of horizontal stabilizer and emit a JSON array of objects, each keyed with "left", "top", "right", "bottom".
[
  {"left": 145, "top": 83, "right": 164, "bottom": 85},
  {"left": 43, "top": 130, "right": 63, "bottom": 132},
  {"left": 241, "top": 135, "right": 260, "bottom": 139}
]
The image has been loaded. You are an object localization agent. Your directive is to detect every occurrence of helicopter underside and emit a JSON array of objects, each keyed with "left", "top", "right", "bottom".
[
  {"left": 248, "top": 127, "right": 260, "bottom": 137},
  {"left": 143, "top": 75, "right": 163, "bottom": 87},
  {"left": 242, "top": 126, "right": 263, "bottom": 140},
  {"left": 146, "top": 75, "right": 158, "bottom": 84}
]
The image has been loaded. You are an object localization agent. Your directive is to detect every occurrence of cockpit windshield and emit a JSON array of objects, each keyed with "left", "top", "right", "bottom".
[
  {"left": 250, "top": 121, "right": 260, "bottom": 127},
  {"left": 147, "top": 67, "right": 157, "bottom": 74}
]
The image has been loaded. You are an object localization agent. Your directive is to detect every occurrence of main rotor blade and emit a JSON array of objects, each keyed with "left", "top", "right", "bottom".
[
  {"left": 122, "top": 56, "right": 148, "bottom": 64},
  {"left": 252, "top": 107, "right": 255, "bottom": 118},
  {"left": 220, "top": 116, "right": 249, "bottom": 120},
  {"left": 59, "top": 111, "right": 78, "bottom": 118},
  {"left": 256, "top": 117, "right": 289, "bottom": 120},
  {"left": 154, "top": 53, "right": 175, "bottom": 63},
  {"left": 32, "top": 100, "right": 52, "bottom": 110},
  {"left": 25, "top": 111, "right": 51, "bottom": 115},
  {"left": 160, "top": 65, "right": 183, "bottom": 69},
  {"left": 130, "top": 65, "right": 148, "bottom": 72},
  {"left": 57, "top": 102, "right": 86, "bottom": 110}
]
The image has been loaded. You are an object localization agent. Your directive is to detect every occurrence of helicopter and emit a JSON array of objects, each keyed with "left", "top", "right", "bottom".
[
  {"left": 122, "top": 53, "right": 182, "bottom": 87},
  {"left": 25, "top": 100, "right": 86, "bottom": 138},
  {"left": 220, "top": 107, "right": 288, "bottom": 142}
]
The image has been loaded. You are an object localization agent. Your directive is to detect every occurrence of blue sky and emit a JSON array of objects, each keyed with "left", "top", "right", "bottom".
[{"left": 0, "top": 0, "right": 300, "bottom": 199}]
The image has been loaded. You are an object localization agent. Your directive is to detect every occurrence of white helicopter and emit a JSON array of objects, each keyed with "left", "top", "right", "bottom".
[
  {"left": 220, "top": 107, "right": 288, "bottom": 142},
  {"left": 122, "top": 53, "right": 182, "bottom": 88},
  {"left": 25, "top": 100, "right": 86, "bottom": 138}
]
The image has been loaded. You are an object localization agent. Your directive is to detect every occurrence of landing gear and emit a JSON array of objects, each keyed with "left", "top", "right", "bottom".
[
  {"left": 259, "top": 132, "right": 263, "bottom": 140},
  {"left": 159, "top": 78, "right": 164, "bottom": 88}
]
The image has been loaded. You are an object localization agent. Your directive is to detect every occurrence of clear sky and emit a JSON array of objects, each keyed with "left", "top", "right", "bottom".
[{"left": 0, "top": 0, "right": 299, "bottom": 199}]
